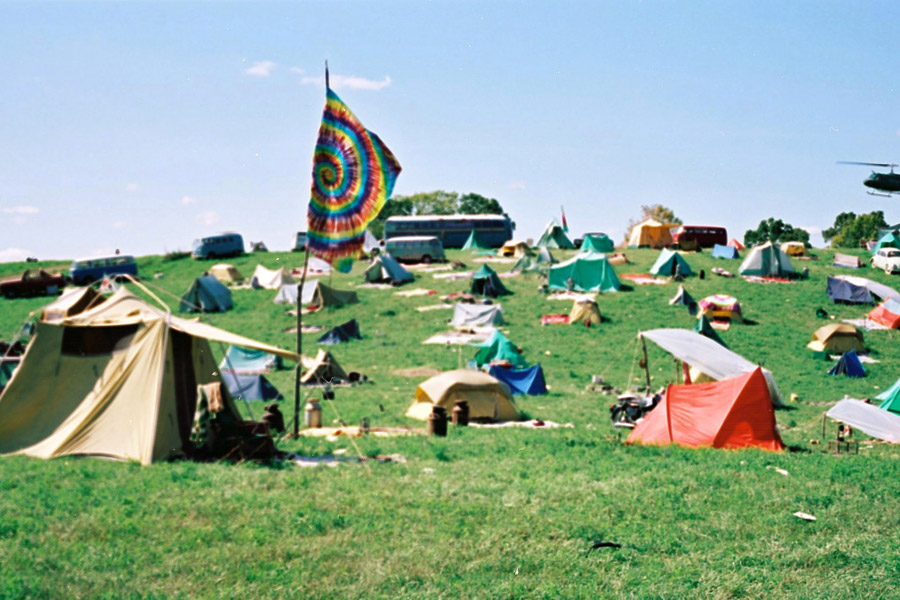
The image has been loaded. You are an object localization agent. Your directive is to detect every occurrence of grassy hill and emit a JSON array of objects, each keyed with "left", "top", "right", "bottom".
[{"left": 1, "top": 247, "right": 899, "bottom": 599}]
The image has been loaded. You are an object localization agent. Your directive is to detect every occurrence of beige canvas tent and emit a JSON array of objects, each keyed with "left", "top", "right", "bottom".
[
  {"left": 0, "top": 288, "right": 299, "bottom": 465},
  {"left": 627, "top": 218, "right": 674, "bottom": 248},
  {"left": 406, "top": 370, "right": 519, "bottom": 421},
  {"left": 569, "top": 299, "right": 601, "bottom": 326},
  {"left": 499, "top": 240, "right": 530, "bottom": 258},
  {"left": 251, "top": 265, "right": 295, "bottom": 290},
  {"left": 301, "top": 349, "right": 348, "bottom": 385},
  {"left": 806, "top": 323, "right": 865, "bottom": 354},
  {"left": 210, "top": 263, "right": 244, "bottom": 284},
  {"left": 40, "top": 287, "right": 104, "bottom": 323}
]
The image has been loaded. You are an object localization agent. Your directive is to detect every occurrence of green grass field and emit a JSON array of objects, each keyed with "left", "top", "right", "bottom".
[{"left": 1, "top": 248, "right": 899, "bottom": 599}]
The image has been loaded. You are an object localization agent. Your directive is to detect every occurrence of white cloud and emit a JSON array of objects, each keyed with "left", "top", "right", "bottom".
[
  {"left": 0, "top": 247, "right": 32, "bottom": 263},
  {"left": 1, "top": 205, "right": 39, "bottom": 215},
  {"left": 300, "top": 74, "right": 392, "bottom": 91},
  {"left": 125, "top": 183, "right": 139, "bottom": 192},
  {"left": 290, "top": 67, "right": 304, "bottom": 74},
  {"left": 196, "top": 211, "right": 219, "bottom": 226},
  {"left": 112, "top": 220, "right": 128, "bottom": 230},
  {"left": 506, "top": 181, "right": 526, "bottom": 190},
  {"left": 245, "top": 60, "right": 276, "bottom": 77},
  {"left": 181, "top": 195, "right": 196, "bottom": 205},
  {"left": 800, "top": 225, "right": 822, "bottom": 235}
]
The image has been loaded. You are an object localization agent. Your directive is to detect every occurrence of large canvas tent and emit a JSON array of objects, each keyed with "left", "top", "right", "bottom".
[
  {"left": 221, "top": 372, "right": 283, "bottom": 402},
  {"left": 488, "top": 364, "right": 548, "bottom": 396},
  {"left": 470, "top": 265, "right": 511, "bottom": 297},
  {"left": 627, "top": 368, "right": 784, "bottom": 451},
  {"left": 738, "top": 242, "right": 796, "bottom": 278},
  {"left": 826, "top": 399, "right": 900, "bottom": 443},
  {"left": 641, "top": 329, "right": 785, "bottom": 406},
  {"left": 827, "top": 276, "right": 873, "bottom": 304},
  {"left": 536, "top": 220, "right": 574, "bottom": 249},
  {"left": 406, "top": 370, "right": 519, "bottom": 421},
  {"left": 41, "top": 287, "right": 103, "bottom": 323},
  {"left": 364, "top": 254, "right": 414, "bottom": 285},
  {"left": 649, "top": 249, "right": 693, "bottom": 277},
  {"left": 548, "top": 254, "right": 621, "bottom": 292},
  {"left": 0, "top": 288, "right": 299, "bottom": 465},
  {"left": 581, "top": 234, "right": 615, "bottom": 253},
  {"left": 627, "top": 218, "right": 674, "bottom": 249},
  {"left": 179, "top": 275, "right": 233, "bottom": 313},
  {"left": 806, "top": 323, "right": 865, "bottom": 354},
  {"left": 251, "top": 265, "right": 295, "bottom": 290},
  {"left": 449, "top": 303, "right": 504, "bottom": 328}
]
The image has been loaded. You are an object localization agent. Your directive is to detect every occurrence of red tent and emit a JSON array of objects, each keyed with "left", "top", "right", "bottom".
[
  {"left": 728, "top": 238, "right": 745, "bottom": 251},
  {"left": 869, "top": 302, "right": 900, "bottom": 329},
  {"left": 627, "top": 367, "right": 784, "bottom": 451}
]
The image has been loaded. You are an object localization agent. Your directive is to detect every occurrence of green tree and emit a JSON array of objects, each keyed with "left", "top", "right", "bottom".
[
  {"left": 458, "top": 193, "right": 505, "bottom": 216},
  {"left": 743, "top": 218, "right": 810, "bottom": 247},
  {"left": 822, "top": 211, "right": 887, "bottom": 248}
]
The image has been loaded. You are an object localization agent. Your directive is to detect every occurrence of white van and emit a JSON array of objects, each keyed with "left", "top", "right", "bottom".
[{"left": 384, "top": 236, "right": 445, "bottom": 263}]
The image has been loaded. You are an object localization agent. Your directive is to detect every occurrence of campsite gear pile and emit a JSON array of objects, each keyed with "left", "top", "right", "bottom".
[{"left": 609, "top": 391, "right": 662, "bottom": 427}]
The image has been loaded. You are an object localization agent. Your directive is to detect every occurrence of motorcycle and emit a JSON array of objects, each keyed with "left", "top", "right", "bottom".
[{"left": 609, "top": 391, "right": 662, "bottom": 428}]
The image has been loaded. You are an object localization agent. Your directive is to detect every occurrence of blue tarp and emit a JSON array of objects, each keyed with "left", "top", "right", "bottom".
[
  {"left": 711, "top": 244, "right": 739, "bottom": 259},
  {"left": 317, "top": 319, "right": 362, "bottom": 345},
  {"left": 221, "top": 372, "right": 283, "bottom": 401},
  {"left": 828, "top": 350, "right": 866, "bottom": 378},
  {"left": 826, "top": 276, "right": 873, "bottom": 304},
  {"left": 488, "top": 364, "right": 548, "bottom": 396}
]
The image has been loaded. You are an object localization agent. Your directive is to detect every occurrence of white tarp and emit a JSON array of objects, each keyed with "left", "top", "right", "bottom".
[
  {"left": 363, "top": 230, "right": 380, "bottom": 254},
  {"left": 307, "top": 256, "right": 333, "bottom": 274},
  {"left": 833, "top": 275, "right": 900, "bottom": 303},
  {"left": 826, "top": 399, "right": 900, "bottom": 443},
  {"left": 273, "top": 280, "right": 319, "bottom": 305},
  {"left": 449, "top": 303, "right": 504, "bottom": 328},
  {"left": 251, "top": 265, "right": 295, "bottom": 290},
  {"left": 641, "top": 329, "right": 784, "bottom": 406}
]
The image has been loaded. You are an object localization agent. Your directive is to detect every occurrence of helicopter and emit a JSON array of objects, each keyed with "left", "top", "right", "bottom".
[{"left": 838, "top": 161, "right": 900, "bottom": 197}]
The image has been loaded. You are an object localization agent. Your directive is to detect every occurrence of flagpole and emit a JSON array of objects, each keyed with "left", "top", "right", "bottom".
[{"left": 294, "top": 245, "right": 311, "bottom": 437}]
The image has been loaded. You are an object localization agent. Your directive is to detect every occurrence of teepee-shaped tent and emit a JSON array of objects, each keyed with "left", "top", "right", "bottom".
[
  {"left": 470, "top": 265, "right": 511, "bottom": 297},
  {"left": 828, "top": 350, "right": 866, "bottom": 378},
  {"left": 179, "top": 275, "right": 233, "bottom": 313},
  {"left": 536, "top": 220, "right": 575, "bottom": 249},
  {"left": 650, "top": 249, "right": 693, "bottom": 277},
  {"left": 694, "top": 315, "right": 726, "bottom": 347},
  {"left": 462, "top": 229, "right": 492, "bottom": 251},
  {"left": 877, "top": 377, "right": 900, "bottom": 414}
]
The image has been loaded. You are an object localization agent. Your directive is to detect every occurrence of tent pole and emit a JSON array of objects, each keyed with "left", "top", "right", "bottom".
[
  {"left": 640, "top": 334, "right": 651, "bottom": 390},
  {"left": 294, "top": 246, "right": 312, "bottom": 437}
]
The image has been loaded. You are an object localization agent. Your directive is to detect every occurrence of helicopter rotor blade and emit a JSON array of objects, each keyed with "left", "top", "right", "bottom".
[{"left": 838, "top": 161, "right": 899, "bottom": 168}]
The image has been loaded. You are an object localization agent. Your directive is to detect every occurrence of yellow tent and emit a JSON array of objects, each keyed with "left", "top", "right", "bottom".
[
  {"left": 499, "top": 240, "right": 530, "bottom": 258},
  {"left": 627, "top": 218, "right": 674, "bottom": 249},
  {"left": 569, "top": 299, "right": 601, "bottom": 326},
  {"left": 406, "top": 369, "right": 519, "bottom": 421},
  {"left": 0, "top": 288, "right": 299, "bottom": 465},
  {"left": 780, "top": 241, "right": 806, "bottom": 257},
  {"left": 806, "top": 323, "right": 865, "bottom": 354},
  {"left": 210, "top": 263, "right": 244, "bottom": 284}
]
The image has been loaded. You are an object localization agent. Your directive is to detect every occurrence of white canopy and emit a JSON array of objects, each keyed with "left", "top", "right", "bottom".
[
  {"left": 273, "top": 280, "right": 319, "bottom": 305},
  {"left": 641, "top": 329, "right": 784, "bottom": 406},
  {"left": 832, "top": 275, "right": 900, "bottom": 303},
  {"left": 826, "top": 399, "right": 900, "bottom": 443},
  {"left": 449, "top": 303, "right": 504, "bottom": 328}
]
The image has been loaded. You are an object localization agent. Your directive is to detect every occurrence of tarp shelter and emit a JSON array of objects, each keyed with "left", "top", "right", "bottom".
[
  {"left": 869, "top": 299, "right": 900, "bottom": 329},
  {"left": 209, "top": 264, "right": 243, "bottom": 284},
  {"left": 0, "top": 288, "right": 299, "bottom": 465},
  {"left": 698, "top": 295, "right": 742, "bottom": 322},
  {"left": 826, "top": 276, "right": 873, "bottom": 304},
  {"left": 806, "top": 323, "right": 865, "bottom": 354},
  {"left": 826, "top": 399, "right": 900, "bottom": 443},
  {"left": 650, "top": 249, "right": 693, "bottom": 277},
  {"left": 251, "top": 265, "right": 295, "bottom": 290},
  {"left": 470, "top": 265, "right": 511, "bottom": 298},
  {"left": 474, "top": 329, "right": 527, "bottom": 368},
  {"left": 41, "top": 287, "right": 103, "bottom": 323},
  {"left": 833, "top": 253, "right": 863, "bottom": 269},
  {"left": 711, "top": 244, "right": 739, "bottom": 260},
  {"left": 536, "top": 219, "right": 575, "bottom": 249},
  {"left": 728, "top": 238, "right": 745, "bottom": 251},
  {"left": 694, "top": 315, "right": 726, "bottom": 347},
  {"left": 627, "top": 368, "right": 784, "bottom": 451},
  {"left": 780, "top": 241, "right": 805, "bottom": 256},
  {"left": 406, "top": 369, "right": 519, "bottom": 421},
  {"left": 872, "top": 231, "right": 900, "bottom": 254},
  {"left": 301, "top": 349, "right": 348, "bottom": 385},
  {"left": 221, "top": 372, "right": 283, "bottom": 402},
  {"left": 738, "top": 242, "right": 796, "bottom": 278},
  {"left": 219, "top": 345, "right": 282, "bottom": 374},
  {"left": 548, "top": 254, "right": 621, "bottom": 292},
  {"left": 449, "top": 303, "right": 504, "bottom": 328},
  {"left": 317, "top": 319, "right": 362, "bottom": 345},
  {"left": 462, "top": 229, "right": 492, "bottom": 251},
  {"left": 581, "top": 234, "right": 615, "bottom": 253},
  {"left": 829, "top": 350, "right": 866, "bottom": 378},
  {"left": 569, "top": 299, "right": 601, "bottom": 326},
  {"left": 179, "top": 275, "right": 233, "bottom": 313},
  {"left": 627, "top": 218, "right": 674, "bottom": 249},
  {"left": 488, "top": 364, "right": 548, "bottom": 396},
  {"left": 364, "top": 254, "right": 414, "bottom": 285},
  {"left": 669, "top": 285, "right": 698, "bottom": 316},
  {"left": 877, "top": 377, "right": 900, "bottom": 414},
  {"left": 641, "top": 329, "right": 785, "bottom": 406},
  {"left": 499, "top": 240, "right": 530, "bottom": 258}
]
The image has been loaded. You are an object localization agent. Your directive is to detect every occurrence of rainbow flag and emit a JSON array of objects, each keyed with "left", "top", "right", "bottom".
[{"left": 308, "top": 86, "right": 401, "bottom": 272}]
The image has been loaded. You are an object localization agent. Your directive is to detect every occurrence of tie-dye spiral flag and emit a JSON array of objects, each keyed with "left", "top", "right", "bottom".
[{"left": 307, "top": 86, "right": 401, "bottom": 273}]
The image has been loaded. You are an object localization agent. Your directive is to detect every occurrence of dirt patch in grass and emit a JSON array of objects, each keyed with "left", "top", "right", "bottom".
[{"left": 392, "top": 367, "right": 442, "bottom": 378}]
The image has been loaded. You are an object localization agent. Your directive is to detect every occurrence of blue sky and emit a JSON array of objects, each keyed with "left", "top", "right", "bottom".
[{"left": 2, "top": 1, "right": 899, "bottom": 261}]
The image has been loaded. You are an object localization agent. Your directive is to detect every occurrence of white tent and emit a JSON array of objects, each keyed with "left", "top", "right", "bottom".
[
  {"left": 306, "top": 256, "right": 333, "bottom": 274},
  {"left": 251, "top": 265, "right": 295, "bottom": 290},
  {"left": 738, "top": 242, "right": 796, "bottom": 277},
  {"left": 363, "top": 230, "right": 380, "bottom": 254},
  {"left": 832, "top": 275, "right": 900, "bottom": 303},
  {"left": 273, "top": 280, "right": 319, "bottom": 305},
  {"left": 826, "top": 399, "right": 900, "bottom": 443},
  {"left": 641, "top": 329, "right": 784, "bottom": 406},
  {"left": 449, "top": 304, "right": 504, "bottom": 328}
]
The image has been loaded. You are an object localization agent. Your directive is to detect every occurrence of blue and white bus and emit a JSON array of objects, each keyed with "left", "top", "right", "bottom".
[{"left": 383, "top": 214, "right": 514, "bottom": 249}]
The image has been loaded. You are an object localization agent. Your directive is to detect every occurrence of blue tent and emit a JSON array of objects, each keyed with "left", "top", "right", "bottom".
[
  {"left": 221, "top": 372, "right": 283, "bottom": 402},
  {"left": 827, "top": 276, "right": 873, "bottom": 305},
  {"left": 179, "top": 275, "right": 233, "bottom": 313},
  {"left": 219, "top": 346, "right": 282, "bottom": 374},
  {"left": 828, "top": 350, "right": 866, "bottom": 378},
  {"left": 317, "top": 319, "right": 362, "bottom": 345},
  {"left": 712, "top": 244, "right": 739, "bottom": 259},
  {"left": 489, "top": 364, "right": 548, "bottom": 396}
]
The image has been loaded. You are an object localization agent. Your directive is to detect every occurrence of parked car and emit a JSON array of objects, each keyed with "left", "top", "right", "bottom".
[
  {"left": 192, "top": 233, "right": 244, "bottom": 259},
  {"left": 384, "top": 236, "right": 446, "bottom": 263},
  {"left": 0, "top": 269, "right": 66, "bottom": 298},
  {"left": 70, "top": 255, "right": 139, "bottom": 285},
  {"left": 872, "top": 247, "right": 900, "bottom": 274}
]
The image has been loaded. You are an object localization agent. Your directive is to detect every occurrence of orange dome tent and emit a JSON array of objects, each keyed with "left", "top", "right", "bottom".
[{"left": 627, "top": 367, "right": 784, "bottom": 451}]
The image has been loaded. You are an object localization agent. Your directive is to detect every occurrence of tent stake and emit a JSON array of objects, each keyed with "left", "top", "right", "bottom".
[{"left": 294, "top": 246, "right": 312, "bottom": 437}]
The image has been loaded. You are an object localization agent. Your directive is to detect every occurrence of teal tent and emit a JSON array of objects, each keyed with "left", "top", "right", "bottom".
[
  {"left": 535, "top": 247, "right": 557, "bottom": 264},
  {"left": 581, "top": 234, "right": 615, "bottom": 253},
  {"left": 474, "top": 330, "right": 527, "bottom": 368},
  {"left": 873, "top": 231, "right": 900, "bottom": 255},
  {"left": 364, "top": 254, "right": 414, "bottom": 285},
  {"left": 470, "top": 265, "right": 511, "bottom": 297},
  {"left": 877, "top": 377, "right": 900, "bottom": 414},
  {"left": 536, "top": 219, "right": 574, "bottom": 250},
  {"left": 179, "top": 275, "right": 233, "bottom": 313},
  {"left": 694, "top": 315, "right": 726, "bottom": 347},
  {"left": 650, "top": 249, "right": 693, "bottom": 277},
  {"left": 548, "top": 254, "right": 621, "bottom": 292},
  {"left": 462, "top": 229, "right": 491, "bottom": 251},
  {"left": 219, "top": 346, "right": 283, "bottom": 374}
]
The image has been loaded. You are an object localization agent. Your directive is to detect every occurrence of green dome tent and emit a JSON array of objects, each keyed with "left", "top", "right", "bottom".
[
  {"left": 873, "top": 231, "right": 900, "bottom": 255},
  {"left": 581, "top": 234, "right": 615, "bottom": 253},
  {"left": 548, "top": 254, "right": 621, "bottom": 292}
]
